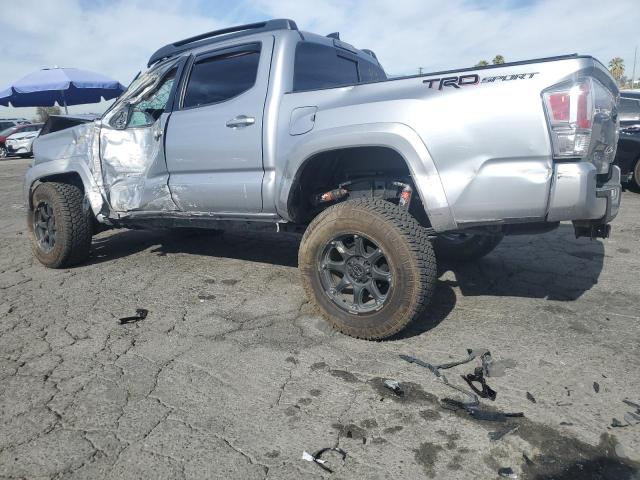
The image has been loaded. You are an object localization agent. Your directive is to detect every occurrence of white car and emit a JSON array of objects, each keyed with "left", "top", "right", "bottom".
[{"left": 6, "top": 124, "right": 43, "bottom": 158}]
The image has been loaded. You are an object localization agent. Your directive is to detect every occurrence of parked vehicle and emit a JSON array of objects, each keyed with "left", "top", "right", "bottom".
[
  {"left": 615, "top": 91, "right": 640, "bottom": 188},
  {"left": 0, "top": 118, "right": 29, "bottom": 130},
  {"left": 24, "top": 19, "right": 621, "bottom": 339},
  {"left": 0, "top": 122, "right": 39, "bottom": 158},
  {"left": 5, "top": 123, "right": 43, "bottom": 158}
]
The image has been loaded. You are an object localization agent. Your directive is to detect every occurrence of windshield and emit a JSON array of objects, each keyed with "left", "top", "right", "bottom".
[
  {"left": 0, "top": 127, "right": 18, "bottom": 137},
  {"left": 103, "top": 57, "right": 178, "bottom": 119}
]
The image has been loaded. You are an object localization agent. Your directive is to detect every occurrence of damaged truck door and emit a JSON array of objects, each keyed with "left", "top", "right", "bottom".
[
  {"left": 99, "top": 59, "right": 184, "bottom": 212},
  {"left": 164, "top": 41, "right": 270, "bottom": 213}
]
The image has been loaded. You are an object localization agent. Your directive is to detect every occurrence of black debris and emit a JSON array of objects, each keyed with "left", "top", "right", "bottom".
[
  {"left": 559, "top": 421, "right": 574, "bottom": 426},
  {"left": 593, "top": 382, "right": 600, "bottom": 393},
  {"left": 400, "top": 354, "right": 479, "bottom": 407},
  {"left": 611, "top": 418, "right": 628, "bottom": 428},
  {"left": 622, "top": 399, "right": 640, "bottom": 411},
  {"left": 383, "top": 379, "right": 404, "bottom": 396},
  {"left": 623, "top": 412, "right": 640, "bottom": 425},
  {"left": 523, "top": 453, "right": 534, "bottom": 466},
  {"left": 309, "top": 447, "right": 347, "bottom": 473},
  {"left": 441, "top": 398, "right": 523, "bottom": 423},
  {"left": 498, "top": 466, "right": 517, "bottom": 478},
  {"left": 489, "top": 423, "right": 519, "bottom": 441},
  {"left": 470, "top": 409, "right": 524, "bottom": 422},
  {"left": 119, "top": 308, "right": 149, "bottom": 324},
  {"left": 462, "top": 366, "right": 497, "bottom": 401},
  {"left": 526, "top": 392, "right": 537, "bottom": 404},
  {"left": 555, "top": 402, "right": 572, "bottom": 407}
]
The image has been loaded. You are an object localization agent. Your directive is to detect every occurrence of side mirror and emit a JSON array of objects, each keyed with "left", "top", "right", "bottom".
[{"left": 111, "top": 105, "right": 131, "bottom": 130}]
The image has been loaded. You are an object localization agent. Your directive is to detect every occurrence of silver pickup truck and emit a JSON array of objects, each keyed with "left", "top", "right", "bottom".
[{"left": 24, "top": 19, "right": 621, "bottom": 340}]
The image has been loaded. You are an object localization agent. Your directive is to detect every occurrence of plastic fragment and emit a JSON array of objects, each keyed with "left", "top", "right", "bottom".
[
  {"left": 462, "top": 366, "right": 497, "bottom": 401},
  {"left": 302, "top": 447, "right": 347, "bottom": 473},
  {"left": 526, "top": 392, "right": 536, "bottom": 403},
  {"left": 593, "top": 382, "right": 600, "bottom": 393},
  {"left": 622, "top": 399, "right": 640, "bottom": 411},
  {"left": 489, "top": 423, "right": 519, "bottom": 441},
  {"left": 611, "top": 418, "right": 628, "bottom": 428},
  {"left": 400, "top": 353, "right": 480, "bottom": 406},
  {"left": 441, "top": 398, "right": 523, "bottom": 423},
  {"left": 383, "top": 379, "right": 404, "bottom": 396},
  {"left": 119, "top": 308, "right": 149, "bottom": 324},
  {"left": 302, "top": 451, "right": 324, "bottom": 463},
  {"left": 624, "top": 412, "right": 640, "bottom": 425},
  {"left": 498, "top": 466, "right": 518, "bottom": 478}
]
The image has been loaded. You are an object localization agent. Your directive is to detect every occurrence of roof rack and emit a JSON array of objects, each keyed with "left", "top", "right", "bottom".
[{"left": 147, "top": 18, "right": 298, "bottom": 67}]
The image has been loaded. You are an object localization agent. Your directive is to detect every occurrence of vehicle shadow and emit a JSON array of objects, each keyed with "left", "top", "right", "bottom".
[
  {"left": 87, "top": 223, "right": 604, "bottom": 331},
  {"left": 88, "top": 228, "right": 301, "bottom": 268},
  {"left": 438, "top": 224, "right": 605, "bottom": 302}
]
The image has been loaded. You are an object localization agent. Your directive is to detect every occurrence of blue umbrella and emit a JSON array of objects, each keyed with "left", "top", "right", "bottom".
[{"left": 0, "top": 67, "right": 125, "bottom": 113}]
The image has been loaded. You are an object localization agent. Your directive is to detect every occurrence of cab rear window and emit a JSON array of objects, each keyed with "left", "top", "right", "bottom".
[{"left": 293, "top": 42, "right": 386, "bottom": 92}]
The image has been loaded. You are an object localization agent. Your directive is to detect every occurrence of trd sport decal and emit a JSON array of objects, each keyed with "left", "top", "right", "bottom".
[{"left": 423, "top": 72, "right": 539, "bottom": 90}]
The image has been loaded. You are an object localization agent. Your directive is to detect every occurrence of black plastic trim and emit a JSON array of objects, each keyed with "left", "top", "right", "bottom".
[{"left": 148, "top": 18, "right": 296, "bottom": 67}]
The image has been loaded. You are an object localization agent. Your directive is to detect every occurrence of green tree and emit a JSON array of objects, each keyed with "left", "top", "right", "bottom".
[
  {"left": 492, "top": 55, "right": 505, "bottom": 65},
  {"left": 608, "top": 57, "right": 625, "bottom": 82},
  {"left": 36, "top": 106, "right": 61, "bottom": 123},
  {"left": 475, "top": 60, "right": 489, "bottom": 67}
]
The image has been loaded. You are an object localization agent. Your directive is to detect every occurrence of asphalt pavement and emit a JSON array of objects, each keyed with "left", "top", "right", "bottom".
[{"left": 1, "top": 157, "right": 639, "bottom": 479}]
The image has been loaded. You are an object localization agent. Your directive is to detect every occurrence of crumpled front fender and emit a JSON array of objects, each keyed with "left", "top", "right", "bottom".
[{"left": 24, "top": 122, "right": 107, "bottom": 217}]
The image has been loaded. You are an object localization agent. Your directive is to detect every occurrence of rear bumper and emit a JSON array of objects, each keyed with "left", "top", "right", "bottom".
[{"left": 547, "top": 162, "right": 621, "bottom": 224}]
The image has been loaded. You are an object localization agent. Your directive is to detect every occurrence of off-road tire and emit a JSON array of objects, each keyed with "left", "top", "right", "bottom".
[
  {"left": 299, "top": 198, "right": 437, "bottom": 340},
  {"left": 633, "top": 157, "right": 640, "bottom": 191},
  {"left": 28, "top": 182, "right": 92, "bottom": 268},
  {"left": 433, "top": 232, "right": 503, "bottom": 263}
]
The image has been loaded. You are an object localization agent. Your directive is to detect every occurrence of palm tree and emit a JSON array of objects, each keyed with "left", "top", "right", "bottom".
[
  {"left": 609, "top": 57, "right": 625, "bottom": 82},
  {"left": 492, "top": 55, "right": 505, "bottom": 65},
  {"left": 475, "top": 60, "right": 489, "bottom": 67}
]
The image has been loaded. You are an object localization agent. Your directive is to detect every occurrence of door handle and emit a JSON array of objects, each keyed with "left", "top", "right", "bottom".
[{"left": 226, "top": 115, "right": 255, "bottom": 128}]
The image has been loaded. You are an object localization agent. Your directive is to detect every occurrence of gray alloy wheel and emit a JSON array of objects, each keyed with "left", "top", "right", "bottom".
[{"left": 318, "top": 233, "right": 392, "bottom": 314}]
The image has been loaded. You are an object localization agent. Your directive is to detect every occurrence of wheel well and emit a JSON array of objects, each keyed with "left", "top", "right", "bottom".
[
  {"left": 30, "top": 172, "right": 84, "bottom": 207},
  {"left": 288, "top": 146, "right": 430, "bottom": 226}
]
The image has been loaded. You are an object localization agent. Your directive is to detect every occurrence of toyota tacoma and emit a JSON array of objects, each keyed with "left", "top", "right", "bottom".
[{"left": 24, "top": 19, "right": 621, "bottom": 339}]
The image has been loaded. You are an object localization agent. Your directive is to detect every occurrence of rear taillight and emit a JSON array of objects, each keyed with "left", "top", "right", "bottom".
[
  {"left": 543, "top": 81, "right": 593, "bottom": 158},
  {"left": 542, "top": 77, "right": 618, "bottom": 173}
]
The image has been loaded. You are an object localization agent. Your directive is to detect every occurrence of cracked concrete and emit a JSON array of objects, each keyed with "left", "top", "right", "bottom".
[{"left": 1, "top": 157, "right": 639, "bottom": 479}]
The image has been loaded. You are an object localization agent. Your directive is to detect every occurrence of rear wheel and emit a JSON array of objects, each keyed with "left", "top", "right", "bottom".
[
  {"left": 433, "top": 232, "right": 503, "bottom": 263},
  {"left": 28, "top": 182, "right": 92, "bottom": 268},
  {"left": 299, "top": 199, "right": 437, "bottom": 340}
]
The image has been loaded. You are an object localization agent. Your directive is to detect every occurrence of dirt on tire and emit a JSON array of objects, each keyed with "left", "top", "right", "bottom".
[
  {"left": 298, "top": 198, "right": 437, "bottom": 340},
  {"left": 28, "top": 182, "right": 92, "bottom": 268}
]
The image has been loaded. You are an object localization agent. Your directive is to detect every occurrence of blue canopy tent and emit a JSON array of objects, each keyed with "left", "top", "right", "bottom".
[{"left": 0, "top": 67, "right": 125, "bottom": 113}]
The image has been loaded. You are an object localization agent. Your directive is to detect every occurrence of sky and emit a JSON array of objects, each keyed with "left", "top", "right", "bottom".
[{"left": 1, "top": 0, "right": 638, "bottom": 119}]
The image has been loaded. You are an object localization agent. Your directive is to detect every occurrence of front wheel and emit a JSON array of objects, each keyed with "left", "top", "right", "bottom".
[
  {"left": 433, "top": 232, "right": 503, "bottom": 263},
  {"left": 299, "top": 199, "right": 437, "bottom": 340},
  {"left": 633, "top": 158, "right": 640, "bottom": 191},
  {"left": 0, "top": 145, "right": 7, "bottom": 158},
  {"left": 28, "top": 182, "right": 92, "bottom": 268}
]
